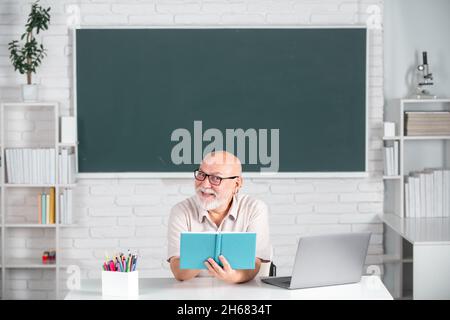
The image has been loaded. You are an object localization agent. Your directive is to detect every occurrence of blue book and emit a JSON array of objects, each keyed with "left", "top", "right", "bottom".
[
  {"left": 41, "top": 193, "right": 46, "bottom": 225},
  {"left": 180, "top": 232, "right": 256, "bottom": 270}
]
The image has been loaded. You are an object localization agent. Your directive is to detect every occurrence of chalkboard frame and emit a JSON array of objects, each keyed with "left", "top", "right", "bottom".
[{"left": 73, "top": 26, "right": 369, "bottom": 179}]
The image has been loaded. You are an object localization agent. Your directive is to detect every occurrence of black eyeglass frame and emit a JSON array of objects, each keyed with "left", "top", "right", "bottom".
[{"left": 193, "top": 169, "right": 239, "bottom": 186}]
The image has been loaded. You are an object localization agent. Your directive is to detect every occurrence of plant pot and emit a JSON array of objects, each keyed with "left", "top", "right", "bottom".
[{"left": 21, "top": 84, "right": 39, "bottom": 102}]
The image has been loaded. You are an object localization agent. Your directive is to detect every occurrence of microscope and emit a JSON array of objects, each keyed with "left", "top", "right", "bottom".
[{"left": 414, "top": 51, "right": 437, "bottom": 99}]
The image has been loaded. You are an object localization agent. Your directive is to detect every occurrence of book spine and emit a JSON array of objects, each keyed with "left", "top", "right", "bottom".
[
  {"left": 420, "top": 174, "right": 426, "bottom": 217},
  {"left": 17, "top": 149, "right": 23, "bottom": 184},
  {"left": 405, "top": 181, "right": 410, "bottom": 218},
  {"left": 438, "top": 170, "right": 443, "bottom": 217},
  {"left": 394, "top": 141, "right": 399, "bottom": 176},
  {"left": 409, "top": 177, "right": 415, "bottom": 218},
  {"left": 23, "top": 149, "right": 28, "bottom": 184},
  {"left": 5, "top": 149, "right": 11, "bottom": 183},
  {"left": 445, "top": 171, "right": 450, "bottom": 218},
  {"left": 50, "top": 187, "right": 55, "bottom": 224},
  {"left": 42, "top": 193, "right": 46, "bottom": 225},
  {"left": 46, "top": 194, "right": 50, "bottom": 224},
  {"left": 36, "top": 149, "right": 41, "bottom": 184},
  {"left": 383, "top": 147, "right": 388, "bottom": 175},
  {"left": 387, "top": 147, "right": 393, "bottom": 176},
  {"left": 50, "top": 148, "right": 56, "bottom": 184},
  {"left": 414, "top": 177, "right": 421, "bottom": 218},
  {"left": 214, "top": 233, "right": 222, "bottom": 266},
  {"left": 38, "top": 193, "right": 42, "bottom": 224},
  {"left": 61, "top": 149, "right": 68, "bottom": 185}
]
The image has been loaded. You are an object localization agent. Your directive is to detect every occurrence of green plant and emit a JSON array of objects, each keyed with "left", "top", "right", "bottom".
[{"left": 8, "top": 0, "right": 51, "bottom": 85}]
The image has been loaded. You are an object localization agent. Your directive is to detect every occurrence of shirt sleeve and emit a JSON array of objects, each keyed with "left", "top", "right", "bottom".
[
  {"left": 166, "top": 204, "right": 189, "bottom": 263},
  {"left": 246, "top": 200, "right": 272, "bottom": 263}
]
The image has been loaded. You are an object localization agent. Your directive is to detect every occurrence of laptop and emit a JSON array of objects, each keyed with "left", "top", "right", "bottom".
[{"left": 261, "top": 232, "right": 371, "bottom": 290}]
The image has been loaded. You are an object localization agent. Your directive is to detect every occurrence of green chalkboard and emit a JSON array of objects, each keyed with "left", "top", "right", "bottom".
[{"left": 76, "top": 28, "right": 367, "bottom": 173}]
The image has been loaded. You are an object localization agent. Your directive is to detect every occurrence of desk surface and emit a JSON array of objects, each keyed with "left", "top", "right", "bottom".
[
  {"left": 382, "top": 213, "right": 450, "bottom": 244},
  {"left": 65, "top": 276, "right": 392, "bottom": 300}
]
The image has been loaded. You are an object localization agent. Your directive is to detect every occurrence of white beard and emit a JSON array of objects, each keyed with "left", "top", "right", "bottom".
[{"left": 195, "top": 188, "right": 228, "bottom": 211}]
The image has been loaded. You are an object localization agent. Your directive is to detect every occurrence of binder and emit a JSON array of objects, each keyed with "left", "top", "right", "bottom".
[{"left": 180, "top": 232, "right": 256, "bottom": 270}]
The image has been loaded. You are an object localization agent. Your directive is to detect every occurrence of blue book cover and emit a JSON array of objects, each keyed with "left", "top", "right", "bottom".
[{"left": 180, "top": 232, "right": 256, "bottom": 270}]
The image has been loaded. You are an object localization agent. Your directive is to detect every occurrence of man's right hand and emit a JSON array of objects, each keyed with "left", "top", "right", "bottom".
[{"left": 169, "top": 256, "right": 201, "bottom": 281}]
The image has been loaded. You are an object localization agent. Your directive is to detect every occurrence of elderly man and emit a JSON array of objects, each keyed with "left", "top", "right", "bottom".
[{"left": 167, "top": 151, "right": 271, "bottom": 283}]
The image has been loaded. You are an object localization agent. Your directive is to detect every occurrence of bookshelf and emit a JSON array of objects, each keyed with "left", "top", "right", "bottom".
[
  {"left": 382, "top": 98, "right": 450, "bottom": 300},
  {"left": 0, "top": 102, "right": 77, "bottom": 300}
]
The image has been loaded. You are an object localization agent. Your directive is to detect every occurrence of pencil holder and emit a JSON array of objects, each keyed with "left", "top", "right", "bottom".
[{"left": 101, "top": 270, "right": 139, "bottom": 298}]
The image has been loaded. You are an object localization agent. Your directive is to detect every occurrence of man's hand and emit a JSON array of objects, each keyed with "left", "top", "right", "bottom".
[{"left": 204, "top": 255, "right": 261, "bottom": 284}]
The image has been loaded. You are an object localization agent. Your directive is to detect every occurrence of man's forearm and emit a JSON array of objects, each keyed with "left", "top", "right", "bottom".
[{"left": 170, "top": 257, "right": 201, "bottom": 281}]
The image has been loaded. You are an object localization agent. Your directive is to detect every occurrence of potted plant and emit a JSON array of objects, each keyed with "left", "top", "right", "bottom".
[{"left": 8, "top": 0, "right": 51, "bottom": 102}]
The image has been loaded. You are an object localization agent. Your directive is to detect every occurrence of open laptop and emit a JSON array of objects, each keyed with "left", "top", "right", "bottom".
[{"left": 261, "top": 232, "right": 371, "bottom": 290}]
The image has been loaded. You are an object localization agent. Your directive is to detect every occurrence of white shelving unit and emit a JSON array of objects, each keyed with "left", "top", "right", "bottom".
[
  {"left": 0, "top": 102, "right": 77, "bottom": 300},
  {"left": 382, "top": 98, "right": 450, "bottom": 300}
]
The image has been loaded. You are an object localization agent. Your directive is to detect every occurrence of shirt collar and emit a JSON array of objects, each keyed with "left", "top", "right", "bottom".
[{"left": 198, "top": 194, "right": 239, "bottom": 223}]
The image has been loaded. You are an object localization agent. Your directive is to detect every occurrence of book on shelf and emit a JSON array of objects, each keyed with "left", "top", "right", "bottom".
[
  {"left": 384, "top": 147, "right": 392, "bottom": 175},
  {"left": 408, "top": 176, "right": 416, "bottom": 218},
  {"left": 383, "top": 143, "right": 399, "bottom": 176},
  {"left": 394, "top": 141, "right": 399, "bottom": 176},
  {"left": 404, "top": 169, "right": 450, "bottom": 218},
  {"left": 405, "top": 111, "right": 450, "bottom": 136},
  {"left": 444, "top": 170, "right": 450, "bottom": 218},
  {"left": 50, "top": 187, "right": 55, "bottom": 224},
  {"left": 58, "top": 149, "right": 76, "bottom": 185},
  {"left": 5, "top": 148, "right": 56, "bottom": 184},
  {"left": 46, "top": 193, "right": 50, "bottom": 224},
  {"left": 38, "top": 187, "right": 56, "bottom": 224},
  {"left": 38, "top": 194, "right": 42, "bottom": 224},
  {"left": 60, "top": 189, "right": 73, "bottom": 225},
  {"left": 410, "top": 173, "right": 421, "bottom": 218},
  {"left": 419, "top": 172, "right": 427, "bottom": 217},
  {"left": 405, "top": 180, "right": 410, "bottom": 218},
  {"left": 4, "top": 148, "right": 75, "bottom": 185}
]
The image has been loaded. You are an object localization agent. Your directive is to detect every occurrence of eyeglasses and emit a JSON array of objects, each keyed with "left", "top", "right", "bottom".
[{"left": 194, "top": 170, "right": 239, "bottom": 186}]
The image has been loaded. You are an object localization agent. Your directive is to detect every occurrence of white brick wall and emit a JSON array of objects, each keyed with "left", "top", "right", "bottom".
[{"left": 0, "top": 0, "right": 384, "bottom": 299}]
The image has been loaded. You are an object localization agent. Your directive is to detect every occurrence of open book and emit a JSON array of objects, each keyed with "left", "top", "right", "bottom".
[{"left": 180, "top": 232, "right": 256, "bottom": 270}]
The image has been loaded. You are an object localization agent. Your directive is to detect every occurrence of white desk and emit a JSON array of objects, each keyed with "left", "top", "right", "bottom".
[
  {"left": 65, "top": 276, "right": 392, "bottom": 300},
  {"left": 382, "top": 214, "right": 450, "bottom": 299}
]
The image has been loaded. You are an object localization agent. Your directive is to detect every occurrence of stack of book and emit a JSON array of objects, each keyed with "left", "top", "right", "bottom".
[
  {"left": 5, "top": 148, "right": 56, "bottom": 184},
  {"left": 405, "top": 111, "right": 450, "bottom": 136},
  {"left": 37, "top": 188, "right": 73, "bottom": 224},
  {"left": 404, "top": 169, "right": 450, "bottom": 218},
  {"left": 384, "top": 141, "right": 399, "bottom": 176},
  {"left": 4, "top": 148, "right": 76, "bottom": 185},
  {"left": 38, "top": 187, "right": 56, "bottom": 224}
]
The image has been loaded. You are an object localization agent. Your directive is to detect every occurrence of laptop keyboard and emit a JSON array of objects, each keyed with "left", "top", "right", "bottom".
[{"left": 277, "top": 276, "right": 292, "bottom": 284}]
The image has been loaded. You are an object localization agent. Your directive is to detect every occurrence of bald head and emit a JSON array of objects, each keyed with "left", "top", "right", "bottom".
[
  {"left": 195, "top": 151, "right": 243, "bottom": 212},
  {"left": 201, "top": 151, "right": 242, "bottom": 177}
]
